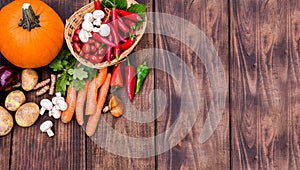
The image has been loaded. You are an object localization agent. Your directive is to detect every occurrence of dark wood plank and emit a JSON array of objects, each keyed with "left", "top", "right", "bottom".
[
  {"left": 154, "top": 0, "right": 229, "bottom": 169},
  {"left": 231, "top": 0, "right": 300, "bottom": 169},
  {"left": 4, "top": 0, "right": 89, "bottom": 169},
  {"left": 0, "top": 1, "right": 19, "bottom": 169},
  {"left": 87, "top": 0, "right": 156, "bottom": 169}
]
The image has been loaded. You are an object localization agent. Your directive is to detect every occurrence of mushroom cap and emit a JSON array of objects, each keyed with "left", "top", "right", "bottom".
[
  {"left": 79, "top": 30, "right": 89, "bottom": 43},
  {"left": 52, "top": 96, "right": 64, "bottom": 105},
  {"left": 40, "top": 120, "right": 53, "bottom": 132},
  {"left": 93, "top": 10, "right": 105, "bottom": 19},
  {"left": 82, "top": 20, "right": 94, "bottom": 32},
  {"left": 40, "top": 99, "right": 53, "bottom": 110}
]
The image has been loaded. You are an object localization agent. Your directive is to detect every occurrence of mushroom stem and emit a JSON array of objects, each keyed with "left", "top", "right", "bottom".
[{"left": 46, "top": 129, "right": 54, "bottom": 137}]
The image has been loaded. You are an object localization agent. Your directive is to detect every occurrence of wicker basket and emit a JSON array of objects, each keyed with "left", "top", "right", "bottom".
[{"left": 64, "top": 0, "right": 147, "bottom": 69}]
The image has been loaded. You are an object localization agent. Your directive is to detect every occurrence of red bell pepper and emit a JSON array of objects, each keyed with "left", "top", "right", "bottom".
[
  {"left": 125, "top": 60, "right": 136, "bottom": 101},
  {"left": 110, "top": 63, "right": 123, "bottom": 87}
]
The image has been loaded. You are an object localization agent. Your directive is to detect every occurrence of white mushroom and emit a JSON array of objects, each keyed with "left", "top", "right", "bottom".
[
  {"left": 93, "top": 18, "right": 102, "bottom": 27},
  {"left": 55, "top": 92, "right": 62, "bottom": 97},
  {"left": 99, "top": 24, "right": 111, "bottom": 37},
  {"left": 82, "top": 20, "right": 94, "bottom": 32},
  {"left": 52, "top": 96, "right": 64, "bottom": 105},
  {"left": 40, "top": 99, "right": 53, "bottom": 115},
  {"left": 51, "top": 106, "right": 62, "bottom": 119},
  {"left": 84, "top": 12, "right": 94, "bottom": 22},
  {"left": 57, "top": 100, "right": 68, "bottom": 111},
  {"left": 40, "top": 120, "right": 54, "bottom": 137},
  {"left": 93, "top": 10, "right": 105, "bottom": 19},
  {"left": 93, "top": 27, "right": 100, "bottom": 33},
  {"left": 79, "top": 29, "right": 89, "bottom": 43}
]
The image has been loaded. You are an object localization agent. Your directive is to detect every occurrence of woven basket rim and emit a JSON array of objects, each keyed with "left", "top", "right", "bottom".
[{"left": 64, "top": 0, "right": 147, "bottom": 69}]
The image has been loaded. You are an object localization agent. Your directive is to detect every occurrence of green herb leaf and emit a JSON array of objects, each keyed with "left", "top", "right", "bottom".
[
  {"left": 71, "top": 79, "right": 85, "bottom": 91},
  {"left": 69, "top": 68, "right": 88, "bottom": 80},
  {"left": 55, "top": 72, "right": 71, "bottom": 96},
  {"left": 81, "top": 65, "right": 99, "bottom": 81},
  {"left": 102, "top": 0, "right": 127, "bottom": 9},
  {"left": 127, "top": 4, "right": 147, "bottom": 14}
]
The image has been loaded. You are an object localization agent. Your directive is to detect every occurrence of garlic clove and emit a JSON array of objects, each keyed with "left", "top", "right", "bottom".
[
  {"left": 99, "top": 24, "right": 111, "bottom": 37},
  {"left": 84, "top": 13, "right": 94, "bottom": 22},
  {"left": 79, "top": 30, "right": 89, "bottom": 43},
  {"left": 93, "top": 10, "right": 105, "bottom": 19},
  {"left": 82, "top": 20, "right": 94, "bottom": 32}
]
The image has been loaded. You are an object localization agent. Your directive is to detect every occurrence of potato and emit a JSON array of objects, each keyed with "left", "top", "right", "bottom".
[
  {"left": 15, "top": 102, "right": 39, "bottom": 127},
  {"left": 5, "top": 90, "right": 26, "bottom": 111},
  {"left": 21, "top": 69, "right": 38, "bottom": 91},
  {"left": 0, "top": 106, "right": 13, "bottom": 136}
]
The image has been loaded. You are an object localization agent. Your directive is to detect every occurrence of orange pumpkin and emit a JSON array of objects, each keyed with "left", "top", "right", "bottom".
[{"left": 0, "top": 0, "right": 64, "bottom": 68}]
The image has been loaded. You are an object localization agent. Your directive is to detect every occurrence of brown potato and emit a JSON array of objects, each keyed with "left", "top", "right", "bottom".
[
  {"left": 5, "top": 90, "right": 26, "bottom": 111},
  {"left": 21, "top": 69, "right": 38, "bottom": 91},
  {"left": 0, "top": 106, "right": 13, "bottom": 136},
  {"left": 15, "top": 102, "right": 39, "bottom": 127}
]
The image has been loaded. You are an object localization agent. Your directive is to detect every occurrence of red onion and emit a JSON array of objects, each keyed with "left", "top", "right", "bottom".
[{"left": 0, "top": 65, "right": 20, "bottom": 91}]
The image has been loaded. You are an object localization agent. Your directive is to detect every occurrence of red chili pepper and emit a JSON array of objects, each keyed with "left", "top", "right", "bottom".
[
  {"left": 92, "top": 32, "right": 115, "bottom": 47},
  {"left": 121, "top": 39, "right": 135, "bottom": 51},
  {"left": 118, "top": 32, "right": 129, "bottom": 42},
  {"left": 102, "top": 14, "right": 110, "bottom": 24},
  {"left": 110, "top": 63, "right": 123, "bottom": 87},
  {"left": 109, "top": 24, "right": 121, "bottom": 59},
  {"left": 123, "top": 19, "right": 137, "bottom": 29},
  {"left": 94, "top": 0, "right": 101, "bottom": 10},
  {"left": 125, "top": 60, "right": 136, "bottom": 101},
  {"left": 115, "top": 9, "right": 141, "bottom": 22},
  {"left": 116, "top": 14, "right": 130, "bottom": 33},
  {"left": 111, "top": 9, "right": 119, "bottom": 34},
  {"left": 105, "top": 35, "right": 113, "bottom": 62}
]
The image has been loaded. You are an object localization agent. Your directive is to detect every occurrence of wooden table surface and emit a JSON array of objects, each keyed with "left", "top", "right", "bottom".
[{"left": 1, "top": 0, "right": 300, "bottom": 169}]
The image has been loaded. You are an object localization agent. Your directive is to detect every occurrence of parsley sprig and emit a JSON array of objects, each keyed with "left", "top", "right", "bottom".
[{"left": 49, "top": 48, "right": 98, "bottom": 96}]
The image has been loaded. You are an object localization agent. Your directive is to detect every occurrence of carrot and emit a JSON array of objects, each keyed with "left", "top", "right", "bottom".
[
  {"left": 86, "top": 73, "right": 111, "bottom": 136},
  {"left": 75, "top": 82, "right": 89, "bottom": 126},
  {"left": 61, "top": 86, "right": 77, "bottom": 123},
  {"left": 85, "top": 68, "right": 108, "bottom": 115}
]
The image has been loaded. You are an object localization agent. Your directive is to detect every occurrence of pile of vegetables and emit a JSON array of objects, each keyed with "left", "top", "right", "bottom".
[
  {"left": 0, "top": 0, "right": 150, "bottom": 138},
  {"left": 72, "top": 0, "right": 146, "bottom": 64}
]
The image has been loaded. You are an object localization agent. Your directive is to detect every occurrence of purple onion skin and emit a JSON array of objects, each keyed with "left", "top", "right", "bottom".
[{"left": 0, "top": 65, "right": 20, "bottom": 91}]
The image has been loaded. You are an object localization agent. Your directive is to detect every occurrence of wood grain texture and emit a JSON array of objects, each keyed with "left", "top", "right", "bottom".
[
  {"left": 154, "top": 0, "right": 229, "bottom": 169},
  {"left": 87, "top": 0, "right": 155, "bottom": 169},
  {"left": 231, "top": 0, "right": 300, "bottom": 169}
]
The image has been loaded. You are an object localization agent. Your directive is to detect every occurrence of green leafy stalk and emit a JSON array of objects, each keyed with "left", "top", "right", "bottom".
[{"left": 49, "top": 48, "right": 98, "bottom": 95}]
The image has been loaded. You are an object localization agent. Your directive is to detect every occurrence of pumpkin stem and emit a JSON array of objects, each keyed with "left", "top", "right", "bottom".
[{"left": 18, "top": 3, "right": 40, "bottom": 32}]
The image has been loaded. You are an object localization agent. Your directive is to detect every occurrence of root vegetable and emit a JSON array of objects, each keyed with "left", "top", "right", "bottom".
[
  {"left": 103, "top": 95, "right": 124, "bottom": 118},
  {"left": 49, "top": 74, "right": 56, "bottom": 95},
  {"left": 86, "top": 73, "right": 111, "bottom": 136},
  {"left": 36, "top": 85, "right": 50, "bottom": 96},
  {"left": 33, "top": 78, "right": 50, "bottom": 90},
  {"left": 15, "top": 102, "right": 40, "bottom": 127},
  {"left": 0, "top": 106, "right": 13, "bottom": 136},
  {"left": 75, "top": 82, "right": 89, "bottom": 126},
  {"left": 85, "top": 68, "right": 108, "bottom": 115},
  {"left": 61, "top": 86, "right": 76, "bottom": 123},
  {"left": 21, "top": 69, "right": 38, "bottom": 91},
  {"left": 5, "top": 90, "right": 26, "bottom": 111}
]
